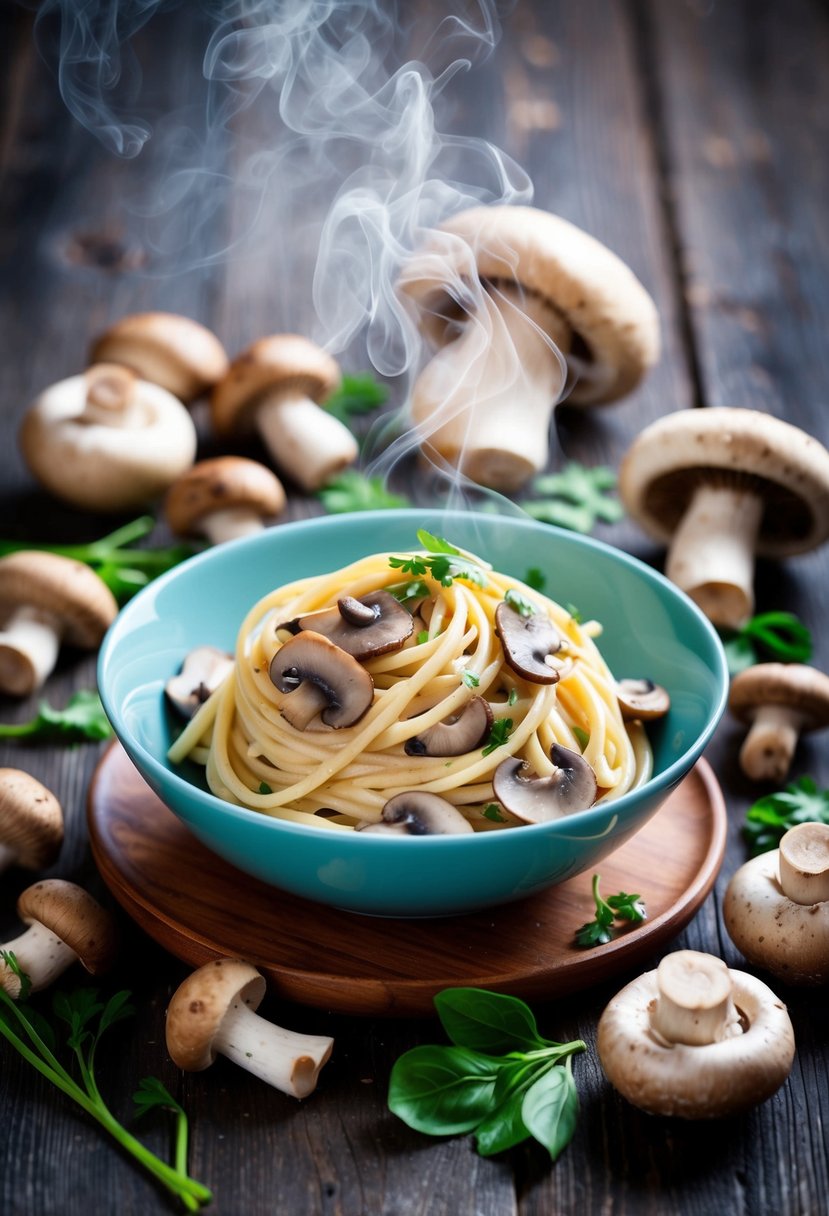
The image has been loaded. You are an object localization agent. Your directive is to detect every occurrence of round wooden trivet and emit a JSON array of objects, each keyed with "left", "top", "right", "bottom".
[{"left": 88, "top": 743, "right": 726, "bottom": 1017}]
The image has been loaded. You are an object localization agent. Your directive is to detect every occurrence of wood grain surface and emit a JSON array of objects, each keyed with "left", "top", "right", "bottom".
[{"left": 1, "top": 2, "right": 829, "bottom": 1215}]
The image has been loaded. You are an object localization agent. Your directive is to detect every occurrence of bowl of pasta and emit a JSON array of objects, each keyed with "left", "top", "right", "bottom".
[{"left": 98, "top": 509, "right": 728, "bottom": 916}]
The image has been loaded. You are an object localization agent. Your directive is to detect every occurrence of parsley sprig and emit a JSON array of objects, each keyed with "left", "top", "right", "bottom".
[
  {"left": 718, "top": 612, "right": 812, "bottom": 676},
  {"left": 318, "top": 470, "right": 410, "bottom": 514},
  {"left": 0, "top": 690, "right": 112, "bottom": 743},
  {"left": 388, "top": 531, "right": 486, "bottom": 588},
  {"left": 323, "top": 373, "right": 389, "bottom": 425},
  {"left": 575, "top": 874, "right": 646, "bottom": 947},
  {"left": 522, "top": 464, "right": 624, "bottom": 534},
  {"left": 389, "top": 987, "right": 585, "bottom": 1161},
  {"left": 482, "top": 718, "right": 513, "bottom": 757},
  {"left": 742, "top": 776, "right": 829, "bottom": 856},
  {"left": 0, "top": 964, "right": 211, "bottom": 1210}
]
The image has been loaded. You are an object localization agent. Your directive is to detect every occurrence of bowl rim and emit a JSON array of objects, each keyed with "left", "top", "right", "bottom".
[{"left": 98, "top": 508, "right": 730, "bottom": 848}]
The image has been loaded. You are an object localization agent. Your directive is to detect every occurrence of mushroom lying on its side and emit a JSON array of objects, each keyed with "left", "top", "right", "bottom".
[
  {"left": 0, "top": 880, "right": 117, "bottom": 997},
  {"left": 619, "top": 408, "right": 829, "bottom": 629},
  {"left": 90, "top": 311, "right": 229, "bottom": 404},
  {"left": 165, "top": 647, "right": 235, "bottom": 719},
  {"left": 492, "top": 744, "right": 597, "bottom": 823},
  {"left": 616, "top": 679, "right": 670, "bottom": 722},
  {"left": 494, "top": 602, "right": 564, "bottom": 684},
  {"left": 597, "top": 950, "right": 795, "bottom": 1118},
  {"left": 166, "top": 958, "right": 333, "bottom": 1098},
  {"left": 404, "top": 697, "right": 493, "bottom": 757},
  {"left": 165, "top": 457, "right": 286, "bottom": 546},
  {"left": 0, "top": 769, "right": 63, "bottom": 874},
  {"left": 358, "top": 792, "right": 474, "bottom": 835},
  {"left": 18, "top": 365, "right": 197, "bottom": 511},
  {"left": 729, "top": 663, "right": 829, "bottom": 783},
  {"left": 724, "top": 822, "right": 829, "bottom": 985}
]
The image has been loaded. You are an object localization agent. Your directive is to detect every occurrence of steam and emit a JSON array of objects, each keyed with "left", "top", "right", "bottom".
[{"left": 30, "top": 1, "right": 568, "bottom": 503}]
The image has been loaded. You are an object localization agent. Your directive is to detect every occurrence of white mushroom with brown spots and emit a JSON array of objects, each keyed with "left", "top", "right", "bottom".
[
  {"left": 18, "top": 364, "right": 198, "bottom": 511},
  {"left": 398, "top": 205, "right": 660, "bottom": 491},
  {"left": 89, "top": 312, "right": 229, "bottom": 403},
  {"left": 619, "top": 408, "right": 829, "bottom": 629},
  {"left": 0, "top": 879, "right": 117, "bottom": 997},
  {"left": 0, "top": 769, "right": 63, "bottom": 874},
  {"left": 0, "top": 552, "right": 118, "bottom": 696},
  {"left": 165, "top": 457, "right": 286, "bottom": 546},
  {"left": 728, "top": 663, "right": 829, "bottom": 783},
  {"left": 492, "top": 743, "right": 597, "bottom": 823},
  {"left": 404, "top": 696, "right": 493, "bottom": 757},
  {"left": 165, "top": 647, "right": 235, "bottom": 720},
  {"left": 724, "top": 822, "right": 829, "bottom": 985},
  {"left": 165, "top": 958, "right": 333, "bottom": 1098},
  {"left": 211, "top": 335, "right": 357, "bottom": 491},
  {"left": 596, "top": 949, "right": 795, "bottom": 1118}
]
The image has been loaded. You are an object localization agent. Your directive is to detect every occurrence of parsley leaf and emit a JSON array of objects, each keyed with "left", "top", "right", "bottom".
[
  {"left": 504, "top": 588, "right": 536, "bottom": 617},
  {"left": 388, "top": 534, "right": 486, "bottom": 588},
  {"left": 571, "top": 726, "right": 590, "bottom": 750},
  {"left": 461, "top": 671, "right": 481, "bottom": 688},
  {"left": 258, "top": 782, "right": 273, "bottom": 795},
  {"left": 718, "top": 612, "right": 812, "bottom": 676},
  {"left": 522, "top": 464, "right": 624, "bottom": 534},
  {"left": 318, "top": 470, "right": 410, "bottom": 514},
  {"left": 0, "top": 690, "right": 113, "bottom": 743},
  {"left": 482, "top": 803, "right": 506, "bottom": 823},
  {"left": 387, "top": 579, "right": 431, "bottom": 604},
  {"left": 323, "top": 373, "right": 389, "bottom": 425},
  {"left": 742, "top": 776, "right": 829, "bottom": 856},
  {"left": 575, "top": 874, "right": 646, "bottom": 948},
  {"left": 524, "top": 567, "right": 546, "bottom": 592},
  {"left": 482, "top": 718, "right": 514, "bottom": 757}
]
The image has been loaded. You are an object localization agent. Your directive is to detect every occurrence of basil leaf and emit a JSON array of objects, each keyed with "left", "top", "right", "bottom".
[
  {"left": 521, "top": 1065, "right": 579, "bottom": 1161},
  {"left": 434, "top": 988, "right": 547, "bottom": 1054},
  {"left": 475, "top": 1059, "right": 557, "bottom": 1156},
  {"left": 387, "top": 1045, "right": 501, "bottom": 1135}
]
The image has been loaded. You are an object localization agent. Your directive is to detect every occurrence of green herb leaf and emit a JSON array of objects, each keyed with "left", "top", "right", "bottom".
[
  {"left": 0, "top": 951, "right": 32, "bottom": 1001},
  {"left": 388, "top": 535, "right": 486, "bottom": 589},
  {"left": 521, "top": 1064, "right": 580, "bottom": 1162},
  {"left": 743, "top": 776, "right": 829, "bottom": 856},
  {"left": 258, "top": 782, "right": 273, "bottom": 795},
  {"left": 461, "top": 671, "right": 481, "bottom": 689},
  {"left": 482, "top": 803, "right": 506, "bottom": 823},
  {"left": 474, "top": 1063, "right": 537, "bottom": 1156},
  {"left": 606, "top": 891, "right": 647, "bottom": 923},
  {"left": 133, "top": 1075, "right": 185, "bottom": 1120},
  {"left": 482, "top": 718, "right": 513, "bottom": 757},
  {"left": 0, "top": 690, "right": 113, "bottom": 743},
  {"left": 388, "top": 554, "right": 429, "bottom": 576},
  {"left": 318, "top": 470, "right": 410, "bottom": 514},
  {"left": 435, "top": 988, "right": 547, "bottom": 1055},
  {"left": 523, "top": 464, "right": 624, "bottom": 534},
  {"left": 504, "top": 588, "right": 536, "bottom": 617},
  {"left": 387, "top": 579, "right": 431, "bottom": 605},
  {"left": 388, "top": 1045, "right": 501, "bottom": 1135},
  {"left": 575, "top": 874, "right": 647, "bottom": 948},
  {"left": 323, "top": 373, "right": 389, "bottom": 424},
  {"left": 565, "top": 602, "right": 583, "bottom": 625},
  {"left": 571, "top": 726, "right": 590, "bottom": 751},
  {"left": 524, "top": 567, "right": 546, "bottom": 592},
  {"left": 507, "top": 688, "right": 519, "bottom": 707},
  {"left": 416, "top": 530, "right": 462, "bottom": 556},
  {"left": 417, "top": 630, "right": 430, "bottom": 645},
  {"left": 718, "top": 611, "right": 812, "bottom": 675}
]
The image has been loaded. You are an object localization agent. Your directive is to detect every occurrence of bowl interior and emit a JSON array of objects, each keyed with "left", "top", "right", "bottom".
[{"left": 98, "top": 509, "right": 728, "bottom": 915}]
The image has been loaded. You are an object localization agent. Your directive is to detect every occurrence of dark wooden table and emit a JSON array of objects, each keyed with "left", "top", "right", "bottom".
[{"left": 2, "top": 3, "right": 828, "bottom": 1213}]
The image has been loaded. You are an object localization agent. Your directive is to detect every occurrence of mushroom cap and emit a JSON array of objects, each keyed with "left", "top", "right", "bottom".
[
  {"left": 269, "top": 631, "right": 375, "bottom": 729},
  {"left": 359, "top": 792, "right": 474, "bottom": 835},
  {"left": 729, "top": 663, "right": 829, "bottom": 730},
  {"left": 166, "top": 958, "right": 266, "bottom": 1071},
  {"left": 89, "top": 312, "right": 229, "bottom": 403},
  {"left": 0, "top": 552, "right": 117, "bottom": 647},
  {"left": 724, "top": 845, "right": 829, "bottom": 984},
  {"left": 404, "top": 696, "right": 493, "bottom": 757},
  {"left": 16, "top": 879, "right": 117, "bottom": 974},
  {"left": 281, "top": 591, "right": 413, "bottom": 661},
  {"left": 211, "top": 335, "right": 341, "bottom": 437},
  {"left": 616, "top": 678, "right": 671, "bottom": 722},
  {"left": 398, "top": 205, "right": 660, "bottom": 405},
  {"left": 494, "top": 601, "right": 562, "bottom": 684},
  {"left": 165, "top": 457, "right": 286, "bottom": 537},
  {"left": 19, "top": 372, "right": 198, "bottom": 511},
  {"left": 492, "top": 744, "right": 598, "bottom": 823},
  {"left": 165, "top": 646, "right": 235, "bottom": 719},
  {"left": 619, "top": 408, "right": 829, "bottom": 557},
  {"left": 0, "top": 768, "right": 63, "bottom": 869},
  {"left": 597, "top": 963, "right": 795, "bottom": 1118}
]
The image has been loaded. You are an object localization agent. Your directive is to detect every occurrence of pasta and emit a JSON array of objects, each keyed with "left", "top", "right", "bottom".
[{"left": 168, "top": 536, "right": 654, "bottom": 833}]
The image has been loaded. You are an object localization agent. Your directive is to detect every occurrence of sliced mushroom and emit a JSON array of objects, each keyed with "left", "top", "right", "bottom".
[
  {"left": 269, "top": 632, "right": 374, "bottom": 729},
  {"left": 165, "top": 646, "right": 234, "bottom": 719},
  {"left": 616, "top": 678, "right": 671, "bottom": 721},
  {"left": 280, "top": 591, "right": 413, "bottom": 660},
  {"left": 492, "top": 743, "right": 598, "bottom": 823},
  {"left": 358, "top": 792, "right": 474, "bottom": 835},
  {"left": 404, "top": 697, "right": 493, "bottom": 756},
  {"left": 494, "top": 602, "right": 562, "bottom": 684}
]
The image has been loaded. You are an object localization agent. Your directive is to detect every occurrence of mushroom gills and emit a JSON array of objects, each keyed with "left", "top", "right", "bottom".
[
  {"left": 404, "top": 697, "right": 493, "bottom": 756},
  {"left": 492, "top": 743, "right": 597, "bottom": 823},
  {"left": 359, "top": 792, "right": 474, "bottom": 835}
]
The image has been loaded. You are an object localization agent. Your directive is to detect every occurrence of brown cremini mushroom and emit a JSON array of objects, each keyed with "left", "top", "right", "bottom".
[
  {"left": 18, "top": 365, "right": 197, "bottom": 511},
  {"left": 619, "top": 408, "right": 829, "bottom": 628},
  {"left": 0, "top": 879, "right": 117, "bottom": 997},
  {"left": 165, "top": 457, "right": 286, "bottom": 545},
  {"left": 398, "top": 205, "right": 660, "bottom": 491},
  {"left": 616, "top": 679, "right": 671, "bottom": 722},
  {"left": 596, "top": 950, "right": 795, "bottom": 1118},
  {"left": 404, "top": 696, "right": 493, "bottom": 757},
  {"left": 165, "top": 958, "right": 333, "bottom": 1098},
  {"left": 269, "top": 632, "right": 374, "bottom": 729},
  {"left": 89, "top": 312, "right": 229, "bottom": 403},
  {"left": 280, "top": 591, "right": 413, "bottom": 660},
  {"left": 0, "top": 769, "right": 63, "bottom": 873},
  {"left": 165, "top": 647, "right": 235, "bottom": 719},
  {"left": 724, "top": 823, "right": 829, "bottom": 985},
  {"left": 358, "top": 792, "right": 474, "bottom": 835},
  {"left": 494, "top": 601, "right": 563, "bottom": 684},
  {"left": 492, "top": 743, "right": 597, "bottom": 823},
  {"left": 211, "top": 335, "right": 357, "bottom": 491},
  {"left": 0, "top": 552, "right": 118, "bottom": 696},
  {"left": 729, "top": 663, "right": 829, "bottom": 783}
]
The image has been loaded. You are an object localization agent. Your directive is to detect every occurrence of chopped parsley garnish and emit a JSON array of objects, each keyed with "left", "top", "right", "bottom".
[
  {"left": 507, "top": 688, "right": 519, "bottom": 707},
  {"left": 575, "top": 874, "right": 647, "bottom": 947},
  {"left": 504, "top": 588, "right": 536, "bottom": 617},
  {"left": 572, "top": 726, "right": 590, "bottom": 750},
  {"left": 388, "top": 532, "right": 486, "bottom": 588},
  {"left": 482, "top": 718, "right": 514, "bottom": 756},
  {"left": 524, "top": 567, "right": 546, "bottom": 592},
  {"left": 258, "top": 782, "right": 273, "bottom": 795},
  {"left": 461, "top": 671, "right": 481, "bottom": 688},
  {"left": 523, "top": 464, "right": 624, "bottom": 534},
  {"left": 482, "top": 803, "right": 507, "bottom": 823}
]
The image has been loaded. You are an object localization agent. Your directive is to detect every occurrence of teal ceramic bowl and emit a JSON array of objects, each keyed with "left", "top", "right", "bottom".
[{"left": 98, "top": 510, "right": 728, "bottom": 917}]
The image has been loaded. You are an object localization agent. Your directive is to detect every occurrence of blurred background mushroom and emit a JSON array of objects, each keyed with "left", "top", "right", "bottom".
[
  {"left": 164, "top": 456, "right": 286, "bottom": 546},
  {"left": 89, "top": 311, "right": 229, "bottom": 404},
  {"left": 619, "top": 408, "right": 829, "bottom": 629},
  {"left": 728, "top": 662, "right": 829, "bottom": 782},
  {"left": 0, "top": 769, "right": 63, "bottom": 874},
  {"left": 398, "top": 205, "right": 660, "bottom": 492}
]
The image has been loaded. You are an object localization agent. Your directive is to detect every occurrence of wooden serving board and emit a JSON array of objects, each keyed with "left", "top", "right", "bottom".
[{"left": 88, "top": 744, "right": 726, "bottom": 1017}]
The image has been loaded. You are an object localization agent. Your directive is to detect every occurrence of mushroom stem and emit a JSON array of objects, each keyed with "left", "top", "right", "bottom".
[
  {"left": 201, "top": 508, "right": 267, "bottom": 546},
  {"left": 778, "top": 823, "right": 829, "bottom": 906},
  {"left": 0, "top": 608, "right": 61, "bottom": 696},
  {"left": 650, "top": 951, "right": 741, "bottom": 1046},
  {"left": 213, "top": 999, "right": 334, "bottom": 1099},
  {"left": 739, "top": 704, "right": 805, "bottom": 783},
  {"left": 411, "top": 285, "right": 570, "bottom": 492},
  {"left": 82, "top": 364, "right": 140, "bottom": 426},
  {"left": 0, "top": 921, "right": 78, "bottom": 997},
  {"left": 665, "top": 484, "right": 764, "bottom": 628},
  {"left": 255, "top": 391, "right": 358, "bottom": 492}
]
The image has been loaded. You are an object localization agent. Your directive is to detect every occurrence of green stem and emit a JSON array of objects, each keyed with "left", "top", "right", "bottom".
[{"left": 0, "top": 721, "right": 38, "bottom": 739}]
